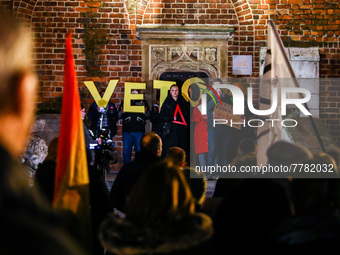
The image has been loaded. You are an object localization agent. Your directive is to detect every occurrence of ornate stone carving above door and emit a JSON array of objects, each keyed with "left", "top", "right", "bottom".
[
  {"left": 149, "top": 45, "right": 219, "bottom": 79},
  {"left": 136, "top": 25, "right": 235, "bottom": 81}
]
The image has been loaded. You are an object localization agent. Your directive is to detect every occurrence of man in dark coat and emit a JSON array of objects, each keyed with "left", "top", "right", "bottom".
[
  {"left": 109, "top": 132, "right": 162, "bottom": 213},
  {"left": 0, "top": 12, "right": 87, "bottom": 255},
  {"left": 160, "top": 84, "right": 190, "bottom": 159}
]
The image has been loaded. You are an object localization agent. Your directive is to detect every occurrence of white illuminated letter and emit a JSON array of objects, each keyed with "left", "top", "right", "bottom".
[
  {"left": 281, "top": 87, "right": 311, "bottom": 116},
  {"left": 247, "top": 87, "right": 278, "bottom": 116}
]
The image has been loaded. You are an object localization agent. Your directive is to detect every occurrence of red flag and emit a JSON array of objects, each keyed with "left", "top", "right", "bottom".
[{"left": 53, "top": 33, "right": 91, "bottom": 249}]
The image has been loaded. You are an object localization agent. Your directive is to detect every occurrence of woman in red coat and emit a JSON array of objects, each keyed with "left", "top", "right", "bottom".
[{"left": 192, "top": 101, "right": 208, "bottom": 167}]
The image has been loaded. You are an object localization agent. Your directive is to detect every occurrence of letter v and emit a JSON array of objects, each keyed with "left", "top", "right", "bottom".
[{"left": 84, "top": 80, "right": 118, "bottom": 107}]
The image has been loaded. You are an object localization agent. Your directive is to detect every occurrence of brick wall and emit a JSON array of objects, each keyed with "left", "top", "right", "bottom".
[
  {"left": 248, "top": 0, "right": 340, "bottom": 146},
  {"left": 1, "top": 0, "right": 340, "bottom": 148}
]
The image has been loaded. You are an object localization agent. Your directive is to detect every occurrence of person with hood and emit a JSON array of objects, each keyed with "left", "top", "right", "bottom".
[
  {"left": 160, "top": 84, "right": 190, "bottom": 160},
  {"left": 100, "top": 161, "right": 213, "bottom": 255}
]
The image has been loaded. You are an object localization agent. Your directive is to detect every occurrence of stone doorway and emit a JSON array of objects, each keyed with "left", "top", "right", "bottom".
[{"left": 136, "top": 25, "right": 234, "bottom": 106}]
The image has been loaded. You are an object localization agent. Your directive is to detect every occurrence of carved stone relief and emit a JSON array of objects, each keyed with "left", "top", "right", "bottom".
[
  {"left": 205, "top": 48, "right": 217, "bottom": 62},
  {"left": 136, "top": 25, "right": 234, "bottom": 81},
  {"left": 150, "top": 45, "right": 219, "bottom": 79}
]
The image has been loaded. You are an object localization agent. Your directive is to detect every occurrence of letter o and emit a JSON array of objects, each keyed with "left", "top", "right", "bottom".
[
  {"left": 281, "top": 119, "right": 298, "bottom": 127},
  {"left": 248, "top": 119, "right": 264, "bottom": 127}
]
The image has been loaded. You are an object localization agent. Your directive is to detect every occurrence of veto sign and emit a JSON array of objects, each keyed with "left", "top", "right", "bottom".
[
  {"left": 84, "top": 77, "right": 214, "bottom": 114},
  {"left": 84, "top": 79, "right": 177, "bottom": 113}
]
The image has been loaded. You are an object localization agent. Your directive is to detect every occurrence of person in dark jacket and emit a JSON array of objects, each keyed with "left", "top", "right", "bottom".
[
  {"left": 182, "top": 167, "right": 207, "bottom": 212},
  {"left": 207, "top": 81, "right": 252, "bottom": 171},
  {"left": 85, "top": 148, "right": 111, "bottom": 255},
  {"left": 207, "top": 79, "right": 222, "bottom": 168},
  {"left": 118, "top": 90, "right": 150, "bottom": 164},
  {"left": 266, "top": 153, "right": 339, "bottom": 255},
  {"left": 87, "top": 90, "right": 118, "bottom": 140},
  {"left": 214, "top": 83, "right": 243, "bottom": 167},
  {"left": 81, "top": 104, "right": 98, "bottom": 149},
  {"left": 160, "top": 84, "right": 190, "bottom": 159},
  {"left": 81, "top": 105, "right": 98, "bottom": 166},
  {"left": 109, "top": 132, "right": 162, "bottom": 213},
  {"left": 100, "top": 161, "right": 213, "bottom": 255},
  {"left": 0, "top": 12, "right": 87, "bottom": 255},
  {"left": 150, "top": 102, "right": 163, "bottom": 136}
]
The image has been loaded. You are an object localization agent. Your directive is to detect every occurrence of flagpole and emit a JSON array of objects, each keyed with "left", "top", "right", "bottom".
[{"left": 268, "top": 21, "right": 326, "bottom": 153}]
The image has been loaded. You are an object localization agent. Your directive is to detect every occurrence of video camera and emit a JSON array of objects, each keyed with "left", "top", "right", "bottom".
[{"left": 91, "top": 128, "right": 117, "bottom": 175}]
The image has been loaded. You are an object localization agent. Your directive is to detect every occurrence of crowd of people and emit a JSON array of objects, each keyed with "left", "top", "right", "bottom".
[
  {"left": 2, "top": 10, "right": 340, "bottom": 255},
  {"left": 34, "top": 131, "right": 340, "bottom": 255}
]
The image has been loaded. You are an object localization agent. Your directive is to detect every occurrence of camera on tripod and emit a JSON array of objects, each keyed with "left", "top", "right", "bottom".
[{"left": 91, "top": 129, "right": 117, "bottom": 174}]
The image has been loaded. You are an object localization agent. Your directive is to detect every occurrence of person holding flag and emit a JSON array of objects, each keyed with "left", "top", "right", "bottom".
[{"left": 257, "top": 20, "right": 325, "bottom": 166}]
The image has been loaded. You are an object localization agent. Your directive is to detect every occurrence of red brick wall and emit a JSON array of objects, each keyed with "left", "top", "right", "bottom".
[
  {"left": 142, "top": 0, "right": 238, "bottom": 25},
  {"left": 28, "top": 0, "right": 142, "bottom": 155},
  {"left": 1, "top": 0, "right": 339, "bottom": 148},
  {"left": 249, "top": 0, "right": 340, "bottom": 146}
]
